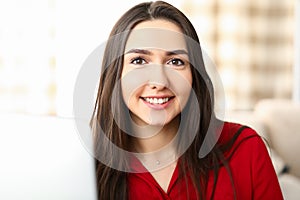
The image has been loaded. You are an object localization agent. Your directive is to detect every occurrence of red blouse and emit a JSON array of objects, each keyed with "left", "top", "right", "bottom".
[{"left": 128, "top": 122, "right": 283, "bottom": 199}]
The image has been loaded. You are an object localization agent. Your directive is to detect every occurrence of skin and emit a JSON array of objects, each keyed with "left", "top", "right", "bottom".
[
  {"left": 122, "top": 19, "right": 192, "bottom": 134},
  {"left": 121, "top": 19, "right": 193, "bottom": 192}
]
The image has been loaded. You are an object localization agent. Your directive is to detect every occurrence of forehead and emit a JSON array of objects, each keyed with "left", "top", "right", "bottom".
[{"left": 125, "top": 19, "right": 187, "bottom": 52}]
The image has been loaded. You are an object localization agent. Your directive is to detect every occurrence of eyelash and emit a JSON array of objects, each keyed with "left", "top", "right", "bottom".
[
  {"left": 167, "top": 58, "right": 185, "bottom": 66},
  {"left": 130, "top": 57, "right": 147, "bottom": 65},
  {"left": 129, "top": 57, "right": 185, "bottom": 67}
]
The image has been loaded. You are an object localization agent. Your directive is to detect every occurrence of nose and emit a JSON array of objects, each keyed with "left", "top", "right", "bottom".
[{"left": 147, "top": 65, "right": 169, "bottom": 90}]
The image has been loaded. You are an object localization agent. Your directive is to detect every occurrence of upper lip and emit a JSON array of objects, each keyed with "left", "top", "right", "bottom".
[{"left": 140, "top": 95, "right": 174, "bottom": 98}]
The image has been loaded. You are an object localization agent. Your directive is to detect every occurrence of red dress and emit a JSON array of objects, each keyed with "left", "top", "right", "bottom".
[{"left": 128, "top": 122, "right": 283, "bottom": 199}]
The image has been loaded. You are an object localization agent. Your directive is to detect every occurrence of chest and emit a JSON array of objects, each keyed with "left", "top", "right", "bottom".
[
  {"left": 128, "top": 165, "right": 253, "bottom": 200},
  {"left": 150, "top": 162, "right": 177, "bottom": 193}
]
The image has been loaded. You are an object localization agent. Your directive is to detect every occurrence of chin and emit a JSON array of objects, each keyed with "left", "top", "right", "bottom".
[
  {"left": 148, "top": 117, "right": 172, "bottom": 127},
  {"left": 148, "top": 121, "right": 167, "bottom": 127}
]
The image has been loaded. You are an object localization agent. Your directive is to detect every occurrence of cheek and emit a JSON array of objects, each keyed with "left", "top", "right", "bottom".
[
  {"left": 121, "top": 68, "right": 147, "bottom": 105},
  {"left": 168, "top": 69, "right": 192, "bottom": 98},
  {"left": 169, "top": 74, "right": 192, "bottom": 112}
]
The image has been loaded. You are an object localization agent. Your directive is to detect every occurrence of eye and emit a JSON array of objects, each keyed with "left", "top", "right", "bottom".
[
  {"left": 167, "top": 58, "right": 185, "bottom": 66},
  {"left": 130, "top": 57, "right": 147, "bottom": 65}
]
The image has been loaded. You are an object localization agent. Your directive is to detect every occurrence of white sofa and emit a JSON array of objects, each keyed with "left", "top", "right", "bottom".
[
  {"left": 225, "top": 99, "right": 300, "bottom": 200},
  {"left": 0, "top": 113, "right": 97, "bottom": 200},
  {"left": 1, "top": 98, "right": 299, "bottom": 199}
]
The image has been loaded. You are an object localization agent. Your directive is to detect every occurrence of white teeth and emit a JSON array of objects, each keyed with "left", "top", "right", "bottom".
[{"left": 144, "top": 97, "right": 170, "bottom": 104}]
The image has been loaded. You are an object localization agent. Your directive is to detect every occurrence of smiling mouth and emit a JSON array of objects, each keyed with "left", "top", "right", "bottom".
[{"left": 141, "top": 97, "right": 174, "bottom": 105}]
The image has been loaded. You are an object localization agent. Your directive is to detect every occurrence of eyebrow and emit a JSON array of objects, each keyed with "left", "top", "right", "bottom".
[
  {"left": 125, "top": 49, "right": 153, "bottom": 55},
  {"left": 125, "top": 48, "right": 188, "bottom": 56},
  {"left": 166, "top": 49, "right": 188, "bottom": 56}
]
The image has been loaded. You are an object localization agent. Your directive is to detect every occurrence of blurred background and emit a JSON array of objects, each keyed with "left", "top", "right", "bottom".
[
  {"left": 0, "top": 0, "right": 298, "bottom": 116},
  {"left": 0, "top": 0, "right": 299, "bottom": 199}
]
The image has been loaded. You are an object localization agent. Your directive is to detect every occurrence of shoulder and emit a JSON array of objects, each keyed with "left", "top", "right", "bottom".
[
  {"left": 218, "top": 121, "right": 259, "bottom": 143},
  {"left": 215, "top": 122, "right": 284, "bottom": 199},
  {"left": 217, "top": 121, "right": 265, "bottom": 157}
]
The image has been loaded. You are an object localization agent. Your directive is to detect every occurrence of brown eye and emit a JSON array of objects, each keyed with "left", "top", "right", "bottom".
[
  {"left": 131, "top": 57, "right": 147, "bottom": 65},
  {"left": 167, "top": 58, "right": 184, "bottom": 66}
]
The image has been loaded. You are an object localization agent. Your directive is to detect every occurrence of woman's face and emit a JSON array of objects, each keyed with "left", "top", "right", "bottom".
[{"left": 121, "top": 19, "right": 192, "bottom": 126}]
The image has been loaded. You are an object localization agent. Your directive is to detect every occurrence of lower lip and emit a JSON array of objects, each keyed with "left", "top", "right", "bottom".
[{"left": 141, "top": 98, "right": 174, "bottom": 110}]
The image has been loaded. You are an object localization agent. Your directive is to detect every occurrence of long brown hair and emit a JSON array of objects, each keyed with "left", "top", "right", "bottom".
[{"left": 91, "top": 1, "right": 239, "bottom": 199}]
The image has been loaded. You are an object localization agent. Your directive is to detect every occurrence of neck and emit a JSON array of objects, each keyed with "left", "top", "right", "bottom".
[{"left": 132, "top": 116, "right": 180, "bottom": 153}]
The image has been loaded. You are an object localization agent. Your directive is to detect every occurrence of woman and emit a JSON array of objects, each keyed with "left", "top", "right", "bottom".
[{"left": 91, "top": 1, "right": 283, "bottom": 199}]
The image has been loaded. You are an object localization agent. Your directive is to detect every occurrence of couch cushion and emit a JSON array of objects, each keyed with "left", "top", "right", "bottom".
[
  {"left": 255, "top": 99, "right": 300, "bottom": 177},
  {"left": 225, "top": 110, "right": 287, "bottom": 175},
  {"left": 278, "top": 174, "right": 300, "bottom": 200}
]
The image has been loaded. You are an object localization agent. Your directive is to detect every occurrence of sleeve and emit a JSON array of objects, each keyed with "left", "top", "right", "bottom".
[{"left": 249, "top": 131, "right": 284, "bottom": 199}]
